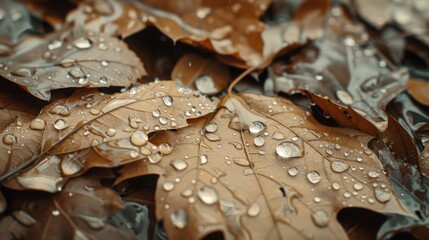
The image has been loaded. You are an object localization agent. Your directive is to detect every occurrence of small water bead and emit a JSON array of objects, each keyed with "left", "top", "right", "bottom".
[
  {"left": 99, "top": 76, "right": 108, "bottom": 84},
  {"left": 50, "top": 105, "right": 71, "bottom": 116},
  {"left": 171, "top": 209, "right": 188, "bottom": 229},
  {"left": 199, "top": 154, "right": 208, "bottom": 165},
  {"left": 326, "top": 149, "right": 333, "bottom": 155},
  {"left": 162, "top": 96, "right": 173, "bottom": 106},
  {"left": 148, "top": 151, "right": 162, "bottom": 163},
  {"left": 152, "top": 109, "right": 161, "bottom": 117},
  {"left": 159, "top": 117, "right": 168, "bottom": 125},
  {"left": 343, "top": 192, "right": 351, "bottom": 198},
  {"left": 74, "top": 37, "right": 92, "bottom": 49},
  {"left": 249, "top": 121, "right": 266, "bottom": 134},
  {"left": 332, "top": 181, "right": 341, "bottom": 190},
  {"left": 159, "top": 143, "right": 173, "bottom": 155},
  {"left": 353, "top": 182, "right": 363, "bottom": 191},
  {"left": 52, "top": 210, "right": 60, "bottom": 216},
  {"left": 106, "top": 128, "right": 116, "bottom": 137},
  {"left": 196, "top": 7, "right": 211, "bottom": 19},
  {"left": 48, "top": 40, "right": 63, "bottom": 50},
  {"left": 54, "top": 119, "right": 69, "bottom": 130},
  {"left": 129, "top": 150, "right": 139, "bottom": 158},
  {"left": 100, "top": 60, "right": 109, "bottom": 66},
  {"left": 313, "top": 196, "right": 322, "bottom": 203},
  {"left": 197, "top": 186, "right": 219, "bottom": 205},
  {"left": 130, "top": 131, "right": 148, "bottom": 146},
  {"left": 253, "top": 136, "right": 265, "bottom": 147},
  {"left": 163, "top": 181, "right": 175, "bottom": 191},
  {"left": 311, "top": 210, "right": 329, "bottom": 228},
  {"left": 356, "top": 157, "right": 363, "bottom": 162},
  {"left": 276, "top": 141, "right": 302, "bottom": 158},
  {"left": 368, "top": 170, "right": 380, "bottom": 178},
  {"left": 272, "top": 131, "right": 285, "bottom": 140},
  {"left": 78, "top": 77, "right": 89, "bottom": 85},
  {"left": 247, "top": 202, "right": 261, "bottom": 217},
  {"left": 89, "top": 108, "right": 100, "bottom": 115},
  {"left": 374, "top": 188, "right": 391, "bottom": 203},
  {"left": 331, "top": 161, "right": 350, "bottom": 173},
  {"left": 307, "top": 171, "right": 321, "bottom": 184},
  {"left": 336, "top": 90, "right": 354, "bottom": 105},
  {"left": 291, "top": 136, "right": 299, "bottom": 141},
  {"left": 3, "top": 134, "right": 16, "bottom": 145},
  {"left": 205, "top": 123, "right": 218, "bottom": 133},
  {"left": 287, "top": 167, "right": 298, "bottom": 177},
  {"left": 334, "top": 144, "right": 341, "bottom": 150}
]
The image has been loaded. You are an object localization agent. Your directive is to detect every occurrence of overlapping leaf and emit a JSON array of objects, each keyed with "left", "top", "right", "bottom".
[{"left": 118, "top": 94, "right": 408, "bottom": 239}]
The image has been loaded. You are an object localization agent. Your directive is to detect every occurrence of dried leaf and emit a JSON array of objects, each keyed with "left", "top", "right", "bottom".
[
  {"left": 171, "top": 53, "right": 230, "bottom": 95},
  {"left": 118, "top": 94, "right": 408, "bottom": 239},
  {"left": 0, "top": 81, "right": 217, "bottom": 191},
  {"left": 5, "top": 171, "right": 136, "bottom": 239},
  {"left": 0, "top": 27, "right": 145, "bottom": 100},
  {"left": 408, "top": 77, "right": 429, "bottom": 107},
  {"left": 21, "top": 0, "right": 77, "bottom": 29}
]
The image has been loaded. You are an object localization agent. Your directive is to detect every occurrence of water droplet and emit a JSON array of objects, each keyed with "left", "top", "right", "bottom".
[
  {"left": 247, "top": 202, "right": 261, "bottom": 217},
  {"left": 99, "top": 76, "right": 107, "bottom": 84},
  {"left": 171, "top": 209, "right": 188, "bottom": 229},
  {"left": 78, "top": 77, "right": 89, "bottom": 85},
  {"left": 89, "top": 108, "right": 100, "bottom": 115},
  {"left": 196, "top": 7, "right": 211, "bottom": 19},
  {"left": 61, "top": 157, "right": 83, "bottom": 175},
  {"left": 205, "top": 123, "right": 218, "bottom": 133},
  {"left": 48, "top": 40, "right": 63, "bottom": 50},
  {"left": 52, "top": 210, "right": 60, "bottom": 216},
  {"left": 336, "top": 90, "right": 354, "bottom": 105},
  {"left": 130, "top": 150, "right": 139, "bottom": 158},
  {"left": 326, "top": 149, "right": 334, "bottom": 155},
  {"left": 276, "top": 141, "right": 302, "bottom": 158},
  {"left": 171, "top": 159, "right": 188, "bottom": 171},
  {"left": 199, "top": 154, "right": 208, "bottom": 165},
  {"left": 314, "top": 196, "right": 322, "bottom": 203},
  {"left": 54, "top": 119, "right": 68, "bottom": 130},
  {"left": 197, "top": 186, "right": 218, "bottom": 205},
  {"left": 130, "top": 131, "right": 148, "bottom": 146},
  {"left": 159, "top": 143, "right": 173, "bottom": 155},
  {"left": 100, "top": 60, "right": 109, "bottom": 66},
  {"left": 287, "top": 166, "right": 298, "bottom": 176},
  {"left": 331, "top": 161, "right": 350, "bottom": 173},
  {"left": 353, "top": 182, "right": 363, "bottom": 191},
  {"left": 50, "top": 105, "right": 71, "bottom": 116},
  {"left": 272, "top": 131, "right": 285, "bottom": 140},
  {"left": 3, "top": 134, "right": 16, "bottom": 145},
  {"left": 148, "top": 151, "right": 162, "bottom": 163},
  {"left": 344, "top": 37, "right": 355, "bottom": 47},
  {"left": 30, "top": 119, "right": 46, "bottom": 130},
  {"left": 253, "top": 136, "right": 265, "bottom": 147},
  {"left": 162, "top": 96, "right": 173, "bottom": 106},
  {"left": 152, "top": 110, "right": 161, "bottom": 118},
  {"left": 12, "top": 211, "right": 36, "bottom": 227},
  {"left": 163, "top": 181, "right": 175, "bottom": 191},
  {"left": 332, "top": 181, "right": 341, "bottom": 190},
  {"left": 159, "top": 117, "right": 168, "bottom": 125},
  {"left": 311, "top": 210, "right": 329, "bottom": 228},
  {"left": 374, "top": 188, "right": 391, "bottom": 203},
  {"left": 195, "top": 75, "right": 218, "bottom": 94},
  {"left": 307, "top": 171, "right": 321, "bottom": 184},
  {"left": 74, "top": 37, "right": 92, "bottom": 49},
  {"left": 106, "top": 128, "right": 116, "bottom": 137},
  {"left": 368, "top": 170, "right": 380, "bottom": 178},
  {"left": 249, "top": 121, "right": 266, "bottom": 134}
]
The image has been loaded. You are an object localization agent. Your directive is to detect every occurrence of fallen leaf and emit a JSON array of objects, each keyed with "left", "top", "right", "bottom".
[
  {"left": 0, "top": 81, "right": 217, "bottom": 191},
  {"left": 118, "top": 94, "right": 408, "bottom": 239},
  {"left": 171, "top": 52, "right": 230, "bottom": 95},
  {"left": 0, "top": 26, "right": 145, "bottom": 100},
  {"left": 408, "top": 77, "right": 429, "bottom": 107},
  {"left": 21, "top": 0, "right": 77, "bottom": 30},
  {"left": 5, "top": 171, "right": 136, "bottom": 239}
]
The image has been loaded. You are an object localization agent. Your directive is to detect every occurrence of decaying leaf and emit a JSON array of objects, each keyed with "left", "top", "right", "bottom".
[
  {"left": 171, "top": 52, "right": 230, "bottom": 95},
  {"left": 0, "top": 81, "right": 217, "bottom": 191},
  {"left": 0, "top": 26, "right": 145, "bottom": 100},
  {"left": 4, "top": 171, "right": 135, "bottom": 239},
  {"left": 118, "top": 94, "right": 408, "bottom": 239},
  {"left": 408, "top": 77, "right": 429, "bottom": 107}
]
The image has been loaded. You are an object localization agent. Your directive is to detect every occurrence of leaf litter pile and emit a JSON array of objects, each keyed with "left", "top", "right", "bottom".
[{"left": 1, "top": 0, "right": 429, "bottom": 239}]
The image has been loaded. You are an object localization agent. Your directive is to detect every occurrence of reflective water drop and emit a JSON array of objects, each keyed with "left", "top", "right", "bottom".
[
  {"left": 162, "top": 96, "right": 173, "bottom": 106},
  {"left": 52, "top": 210, "right": 60, "bottom": 216},
  {"left": 100, "top": 60, "right": 109, "bottom": 66},
  {"left": 249, "top": 121, "right": 266, "bottom": 134},
  {"left": 326, "top": 149, "right": 333, "bottom": 155},
  {"left": 148, "top": 152, "right": 162, "bottom": 163},
  {"left": 15, "top": 68, "right": 32, "bottom": 77},
  {"left": 307, "top": 171, "right": 321, "bottom": 184},
  {"left": 50, "top": 105, "right": 71, "bottom": 116},
  {"left": 171, "top": 159, "right": 188, "bottom": 171},
  {"left": 78, "top": 77, "right": 89, "bottom": 85},
  {"left": 3, "top": 134, "right": 16, "bottom": 145},
  {"left": 12, "top": 211, "right": 36, "bottom": 227},
  {"left": 195, "top": 75, "right": 218, "bottom": 94},
  {"left": 130, "top": 131, "right": 148, "bottom": 146},
  {"left": 205, "top": 123, "right": 218, "bottom": 133},
  {"left": 130, "top": 150, "right": 139, "bottom": 158},
  {"left": 152, "top": 110, "right": 161, "bottom": 117},
  {"left": 54, "top": 119, "right": 68, "bottom": 130},
  {"left": 311, "top": 210, "right": 329, "bottom": 228},
  {"left": 253, "top": 136, "right": 265, "bottom": 147},
  {"left": 163, "top": 181, "right": 175, "bottom": 191},
  {"left": 368, "top": 170, "right": 380, "bottom": 178},
  {"left": 353, "top": 182, "right": 363, "bottom": 191},
  {"left": 205, "top": 133, "right": 221, "bottom": 141},
  {"left": 48, "top": 40, "right": 63, "bottom": 50},
  {"left": 61, "top": 157, "right": 83, "bottom": 175},
  {"left": 331, "top": 161, "right": 350, "bottom": 173},
  {"left": 272, "top": 131, "right": 285, "bottom": 140},
  {"left": 106, "top": 128, "right": 116, "bottom": 137},
  {"left": 159, "top": 143, "right": 173, "bottom": 155},
  {"left": 196, "top": 7, "right": 211, "bottom": 19},
  {"left": 374, "top": 188, "right": 391, "bottom": 203},
  {"left": 197, "top": 186, "right": 218, "bottom": 205},
  {"left": 336, "top": 90, "right": 354, "bottom": 105},
  {"left": 287, "top": 166, "right": 298, "bottom": 176},
  {"left": 332, "top": 181, "right": 341, "bottom": 190},
  {"left": 99, "top": 76, "right": 108, "bottom": 84},
  {"left": 74, "top": 37, "right": 92, "bottom": 49},
  {"left": 171, "top": 209, "right": 188, "bottom": 229},
  {"left": 30, "top": 119, "right": 46, "bottom": 130},
  {"left": 247, "top": 202, "right": 261, "bottom": 217},
  {"left": 275, "top": 141, "right": 302, "bottom": 158},
  {"left": 199, "top": 154, "right": 208, "bottom": 165},
  {"left": 89, "top": 108, "right": 100, "bottom": 115}
]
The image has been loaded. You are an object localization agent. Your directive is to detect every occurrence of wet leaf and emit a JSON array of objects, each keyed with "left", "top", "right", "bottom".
[
  {"left": 118, "top": 94, "right": 408, "bottom": 239},
  {"left": 408, "top": 77, "right": 429, "bottom": 107},
  {"left": 0, "top": 27, "right": 145, "bottom": 100},
  {"left": 5, "top": 171, "right": 136, "bottom": 239},
  {"left": 0, "top": 81, "right": 217, "bottom": 191}
]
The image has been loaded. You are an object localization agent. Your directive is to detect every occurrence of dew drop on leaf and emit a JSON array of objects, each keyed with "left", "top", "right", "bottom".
[
  {"left": 3, "top": 134, "right": 16, "bottom": 145},
  {"left": 275, "top": 141, "right": 302, "bottom": 158},
  {"left": 170, "top": 159, "right": 188, "bottom": 171},
  {"left": 163, "top": 181, "right": 175, "bottom": 191},
  {"left": 149, "top": 152, "right": 162, "bottom": 163},
  {"left": 159, "top": 143, "right": 173, "bottom": 155},
  {"left": 311, "top": 210, "right": 329, "bottom": 228},
  {"left": 249, "top": 121, "right": 266, "bottom": 134},
  {"left": 54, "top": 119, "right": 68, "bottom": 130},
  {"left": 30, "top": 119, "right": 46, "bottom": 130},
  {"left": 271, "top": 131, "right": 285, "bottom": 140},
  {"left": 106, "top": 128, "right": 116, "bottom": 137},
  {"left": 336, "top": 90, "right": 354, "bottom": 105},
  {"left": 353, "top": 182, "right": 363, "bottom": 191},
  {"left": 332, "top": 181, "right": 341, "bottom": 190},
  {"left": 205, "top": 123, "right": 218, "bottom": 133},
  {"left": 61, "top": 157, "right": 83, "bottom": 176},
  {"left": 52, "top": 210, "right": 60, "bottom": 216},
  {"left": 171, "top": 209, "right": 188, "bottom": 229},
  {"left": 374, "top": 188, "right": 391, "bottom": 203},
  {"left": 368, "top": 170, "right": 380, "bottom": 178},
  {"left": 330, "top": 161, "right": 350, "bottom": 173},
  {"left": 130, "top": 131, "right": 148, "bottom": 146},
  {"left": 99, "top": 76, "right": 108, "bottom": 84},
  {"left": 287, "top": 166, "right": 298, "bottom": 177},
  {"left": 197, "top": 186, "right": 219, "bottom": 205},
  {"left": 247, "top": 202, "right": 261, "bottom": 217},
  {"left": 74, "top": 37, "right": 92, "bottom": 49},
  {"left": 162, "top": 95, "right": 173, "bottom": 106},
  {"left": 253, "top": 136, "right": 265, "bottom": 147},
  {"left": 199, "top": 154, "right": 208, "bottom": 165},
  {"left": 307, "top": 170, "right": 321, "bottom": 184}
]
